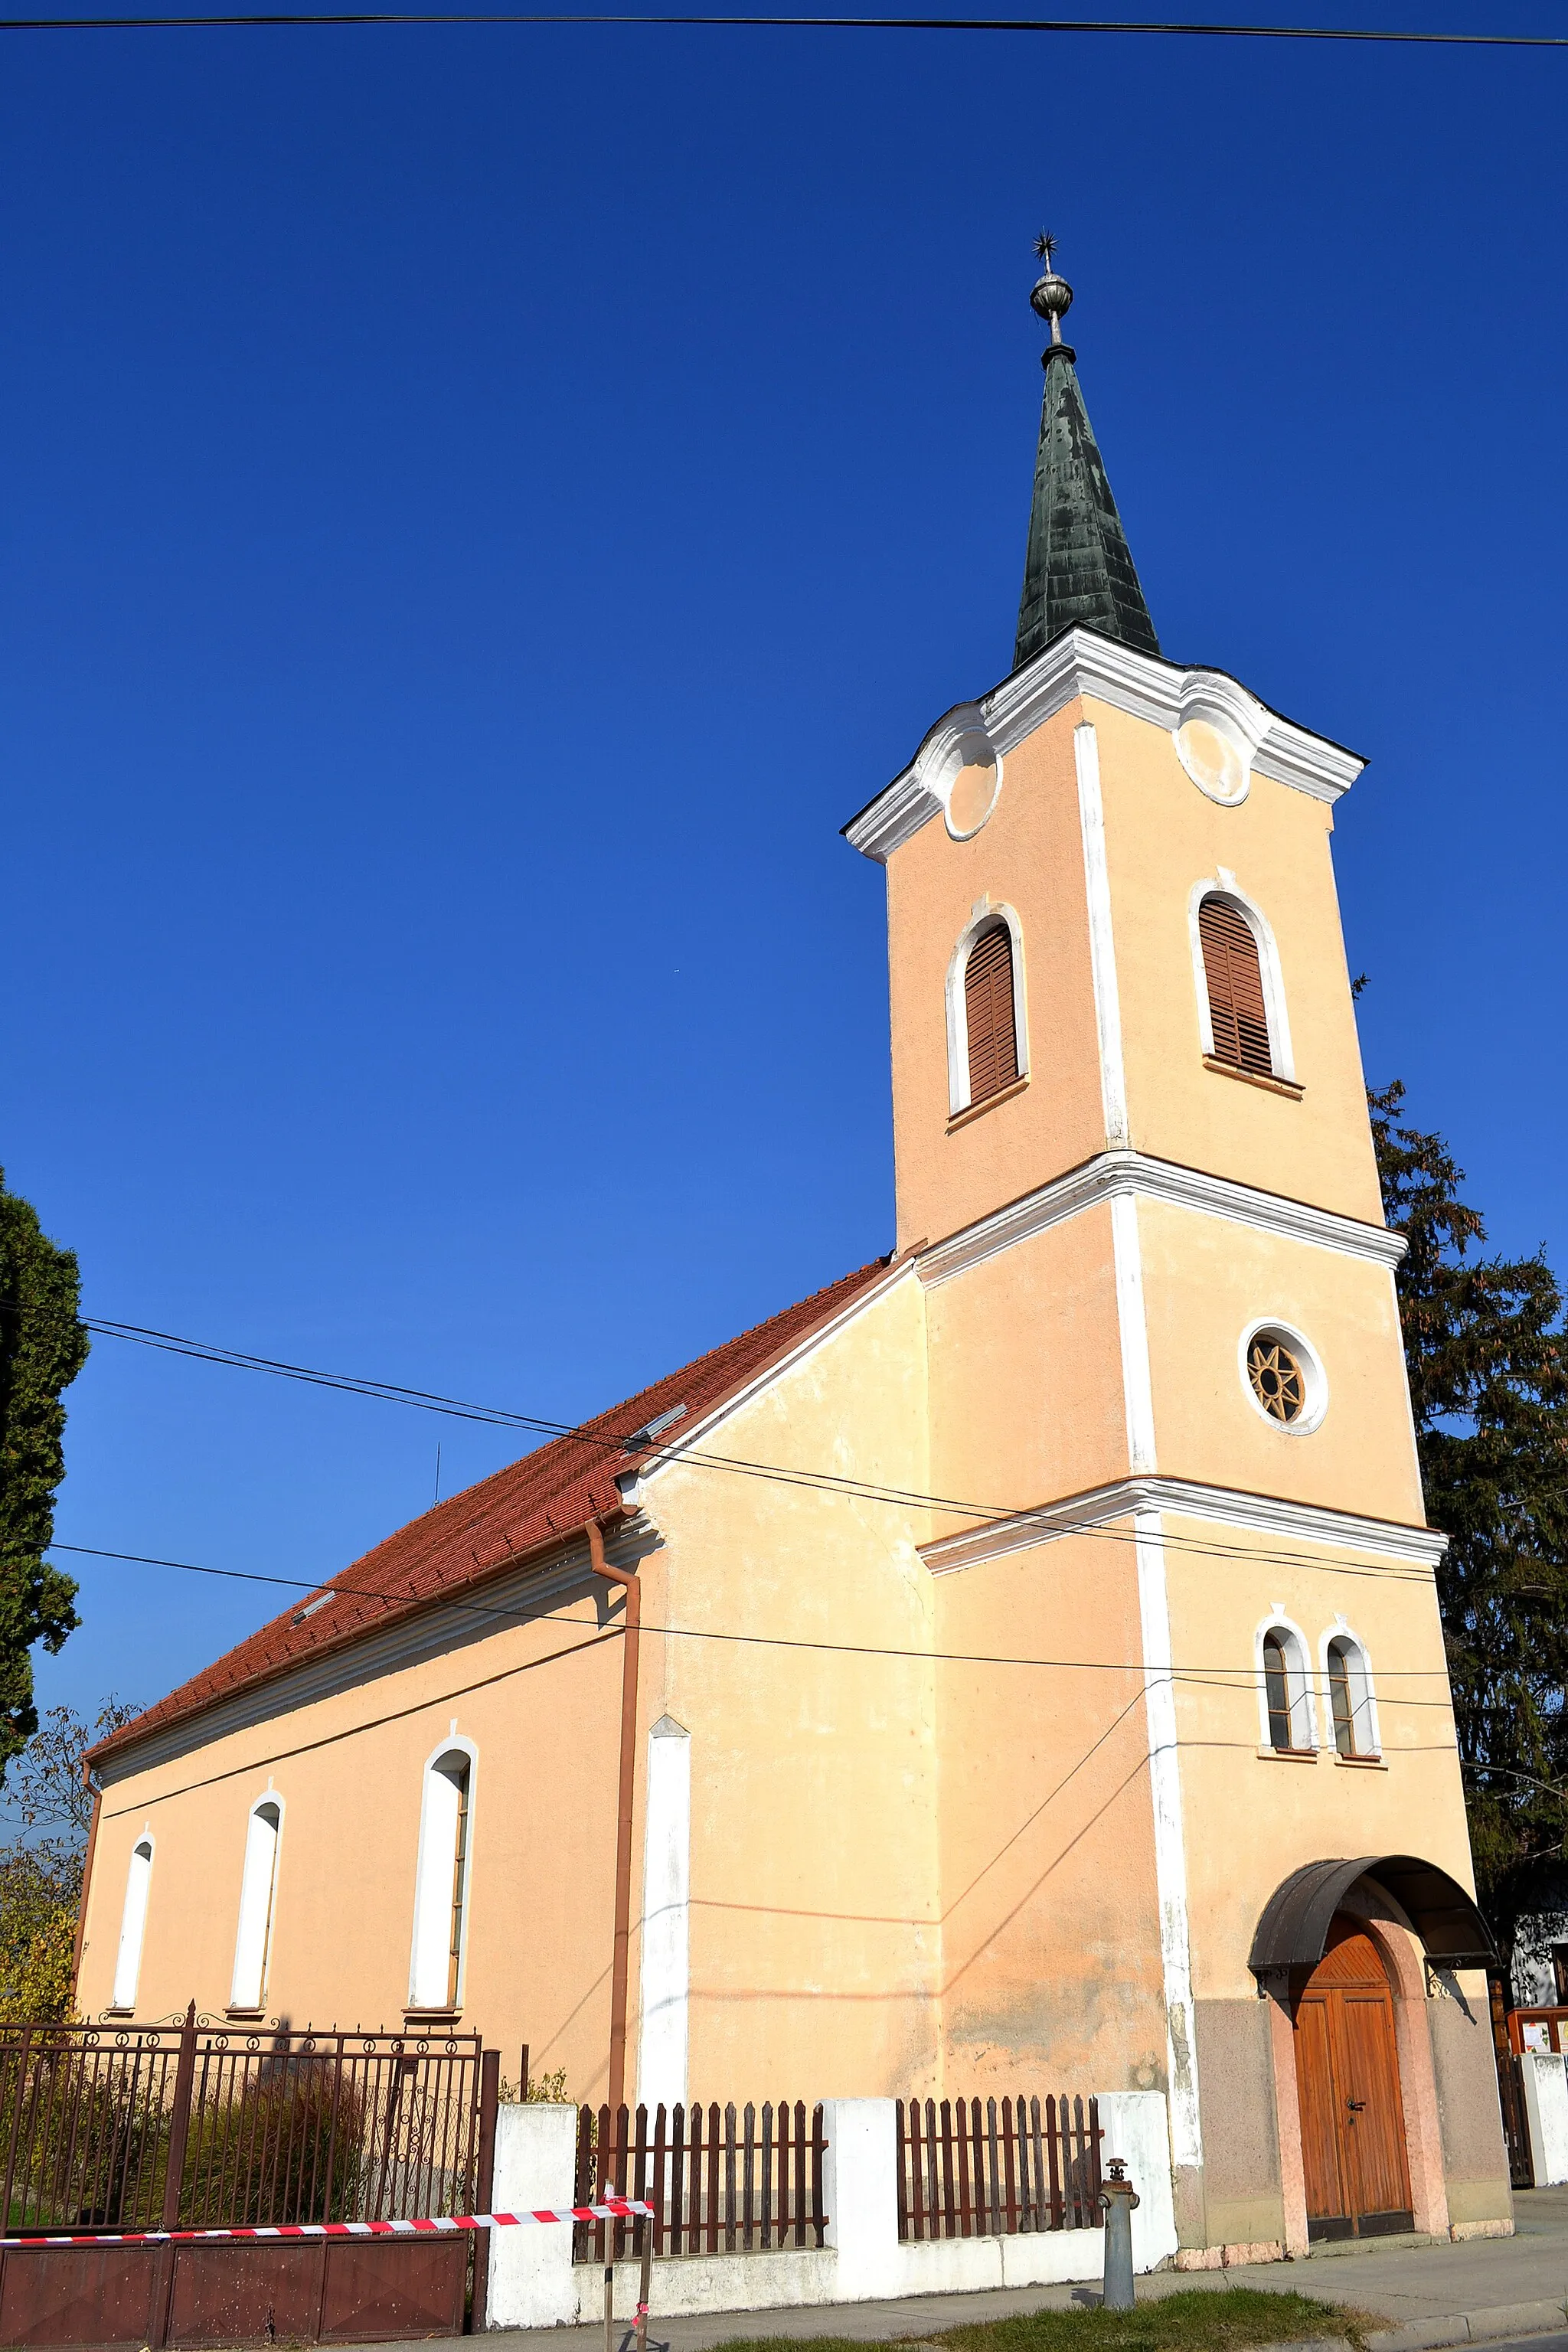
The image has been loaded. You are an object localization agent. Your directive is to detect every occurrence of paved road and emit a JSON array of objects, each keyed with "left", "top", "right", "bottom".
[{"left": 415, "top": 2188, "right": 1568, "bottom": 2352}]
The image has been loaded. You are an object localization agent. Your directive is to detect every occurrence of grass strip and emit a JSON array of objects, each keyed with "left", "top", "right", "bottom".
[
  {"left": 938, "top": 2288, "right": 1368, "bottom": 2352},
  {"left": 704, "top": 2286, "right": 1370, "bottom": 2352}
]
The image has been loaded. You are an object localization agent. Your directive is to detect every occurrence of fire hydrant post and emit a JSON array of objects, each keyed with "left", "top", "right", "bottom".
[{"left": 1099, "top": 2158, "right": 1139, "bottom": 2311}]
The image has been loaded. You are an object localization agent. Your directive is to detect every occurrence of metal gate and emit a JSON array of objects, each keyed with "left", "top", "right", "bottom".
[{"left": 0, "top": 2010, "right": 499, "bottom": 2345}]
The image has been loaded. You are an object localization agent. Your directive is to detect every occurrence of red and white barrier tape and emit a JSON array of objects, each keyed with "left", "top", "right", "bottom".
[{"left": 0, "top": 2199, "right": 652, "bottom": 2250}]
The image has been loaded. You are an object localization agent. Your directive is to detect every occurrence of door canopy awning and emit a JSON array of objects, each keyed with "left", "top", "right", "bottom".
[{"left": 1250, "top": 1855, "right": 1498, "bottom": 1976}]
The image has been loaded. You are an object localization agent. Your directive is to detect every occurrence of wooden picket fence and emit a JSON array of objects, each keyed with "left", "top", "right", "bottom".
[
  {"left": 573, "top": 2099, "right": 827, "bottom": 2261},
  {"left": 897, "top": 2093, "right": 1102, "bottom": 2239}
]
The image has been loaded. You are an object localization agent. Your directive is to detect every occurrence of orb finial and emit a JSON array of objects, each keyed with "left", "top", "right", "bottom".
[{"left": 1029, "top": 230, "right": 1074, "bottom": 358}]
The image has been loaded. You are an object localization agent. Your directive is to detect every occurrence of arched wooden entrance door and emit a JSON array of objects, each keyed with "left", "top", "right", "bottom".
[{"left": 1295, "top": 1919, "right": 1414, "bottom": 2239}]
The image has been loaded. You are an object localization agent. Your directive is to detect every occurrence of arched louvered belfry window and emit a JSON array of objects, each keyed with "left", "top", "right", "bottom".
[
  {"left": 1199, "top": 896, "right": 1272, "bottom": 1078},
  {"left": 964, "top": 923, "right": 1019, "bottom": 1107}
]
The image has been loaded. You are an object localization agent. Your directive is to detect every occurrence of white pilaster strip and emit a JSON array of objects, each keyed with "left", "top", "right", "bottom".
[
  {"left": 1074, "top": 720, "right": 1129, "bottom": 1149},
  {"left": 636, "top": 1715, "right": 691, "bottom": 2108},
  {"left": 1110, "top": 1194, "right": 1158, "bottom": 1475},
  {"left": 1134, "top": 1508, "right": 1201, "bottom": 2174}
]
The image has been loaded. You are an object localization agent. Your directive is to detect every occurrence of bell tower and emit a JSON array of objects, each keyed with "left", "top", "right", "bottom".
[
  {"left": 844, "top": 249, "right": 1498, "bottom": 2256},
  {"left": 848, "top": 241, "right": 1381, "bottom": 1272}
]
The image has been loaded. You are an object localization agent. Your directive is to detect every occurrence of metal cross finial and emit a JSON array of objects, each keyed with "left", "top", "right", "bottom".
[{"left": 1029, "top": 230, "right": 1073, "bottom": 348}]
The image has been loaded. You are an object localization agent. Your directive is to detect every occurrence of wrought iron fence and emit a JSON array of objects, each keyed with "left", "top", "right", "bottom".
[
  {"left": 573, "top": 2099, "right": 827, "bottom": 2261},
  {"left": 897, "top": 2092, "right": 1102, "bottom": 2239},
  {"left": 0, "top": 2008, "right": 491, "bottom": 2233}
]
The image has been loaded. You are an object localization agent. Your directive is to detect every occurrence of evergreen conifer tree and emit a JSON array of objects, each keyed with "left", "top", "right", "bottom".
[
  {"left": 0, "top": 1173, "right": 87, "bottom": 1776},
  {"left": 1370, "top": 1083, "right": 1568, "bottom": 1961}
]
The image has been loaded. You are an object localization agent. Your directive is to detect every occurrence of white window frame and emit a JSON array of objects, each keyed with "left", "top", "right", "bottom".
[
  {"left": 944, "top": 901, "right": 1030, "bottom": 1117},
  {"left": 230, "top": 1795, "right": 284, "bottom": 2013},
  {"left": 408, "top": 1736, "right": 479, "bottom": 2014},
  {"left": 1321, "top": 1620, "right": 1381, "bottom": 1759},
  {"left": 1187, "top": 873, "right": 1296, "bottom": 1083},
  {"left": 110, "top": 1832, "right": 155, "bottom": 2013},
  {"left": 1255, "top": 1615, "right": 1318, "bottom": 1751}
]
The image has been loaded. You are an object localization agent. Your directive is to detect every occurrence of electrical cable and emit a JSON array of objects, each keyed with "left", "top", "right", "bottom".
[
  {"left": 47, "top": 1535, "right": 1463, "bottom": 1699},
  {"left": 0, "top": 8, "right": 1564, "bottom": 38},
  {"left": 78, "top": 1315, "right": 1449, "bottom": 1590}
]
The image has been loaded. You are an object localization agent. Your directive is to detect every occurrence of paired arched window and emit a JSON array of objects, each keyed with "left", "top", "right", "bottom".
[
  {"left": 1256, "top": 1622, "right": 1380, "bottom": 1759},
  {"left": 230, "top": 1798, "right": 283, "bottom": 2012},
  {"left": 1259, "top": 1625, "right": 1314, "bottom": 1753},
  {"left": 112, "top": 1836, "right": 154, "bottom": 2012},
  {"left": 410, "top": 1747, "right": 475, "bottom": 2012},
  {"left": 1327, "top": 1634, "right": 1377, "bottom": 1759},
  {"left": 964, "top": 923, "right": 1019, "bottom": 1106},
  {"left": 1199, "top": 895, "right": 1272, "bottom": 1078}
]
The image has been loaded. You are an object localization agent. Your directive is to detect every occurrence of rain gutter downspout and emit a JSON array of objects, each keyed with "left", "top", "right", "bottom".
[{"left": 586, "top": 1515, "right": 639, "bottom": 2121}]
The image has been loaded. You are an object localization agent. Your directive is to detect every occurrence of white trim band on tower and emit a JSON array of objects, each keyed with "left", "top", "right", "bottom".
[
  {"left": 1075, "top": 721, "right": 1129, "bottom": 1150},
  {"left": 1134, "top": 1508, "right": 1202, "bottom": 2175},
  {"left": 920, "top": 1474, "right": 1449, "bottom": 1578},
  {"left": 1111, "top": 1195, "right": 1157, "bottom": 1475},
  {"left": 916, "top": 1148, "right": 1406, "bottom": 1289},
  {"left": 842, "top": 629, "right": 1364, "bottom": 861}
]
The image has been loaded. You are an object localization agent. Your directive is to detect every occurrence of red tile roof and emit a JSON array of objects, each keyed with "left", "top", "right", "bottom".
[{"left": 90, "top": 1254, "right": 895, "bottom": 1767}]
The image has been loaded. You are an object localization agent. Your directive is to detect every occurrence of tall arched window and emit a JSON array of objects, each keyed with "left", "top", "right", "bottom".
[
  {"left": 964, "top": 923, "right": 1019, "bottom": 1106},
  {"left": 410, "top": 1748, "right": 475, "bottom": 2012},
  {"left": 1259, "top": 1624, "right": 1314, "bottom": 1753},
  {"left": 111, "top": 1836, "right": 154, "bottom": 2012},
  {"left": 1199, "top": 895, "right": 1272, "bottom": 1078},
  {"left": 230, "top": 1798, "right": 282, "bottom": 2013},
  {"left": 1327, "top": 1635, "right": 1377, "bottom": 1759}
]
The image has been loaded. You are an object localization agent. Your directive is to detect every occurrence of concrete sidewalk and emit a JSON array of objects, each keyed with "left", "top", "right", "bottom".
[{"left": 438, "top": 2190, "right": 1568, "bottom": 2352}]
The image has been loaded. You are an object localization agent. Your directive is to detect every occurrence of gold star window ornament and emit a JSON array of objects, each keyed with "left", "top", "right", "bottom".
[{"left": 1247, "top": 1334, "right": 1307, "bottom": 1424}]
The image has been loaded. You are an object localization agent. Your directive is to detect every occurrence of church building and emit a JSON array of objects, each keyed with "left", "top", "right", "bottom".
[{"left": 77, "top": 254, "right": 1511, "bottom": 2260}]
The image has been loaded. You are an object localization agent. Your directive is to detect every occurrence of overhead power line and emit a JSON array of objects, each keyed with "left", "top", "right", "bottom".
[
  {"left": 0, "top": 9, "right": 1564, "bottom": 36},
  {"left": 80, "top": 1313, "right": 1446, "bottom": 1589},
  {"left": 51, "top": 1534, "right": 1461, "bottom": 1700}
]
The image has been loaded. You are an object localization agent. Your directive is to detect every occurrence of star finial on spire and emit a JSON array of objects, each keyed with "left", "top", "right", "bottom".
[{"left": 1029, "top": 230, "right": 1074, "bottom": 351}]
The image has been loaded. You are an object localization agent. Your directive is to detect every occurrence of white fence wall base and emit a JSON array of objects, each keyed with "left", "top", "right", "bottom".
[
  {"left": 1519, "top": 2053, "right": 1568, "bottom": 2187},
  {"left": 487, "top": 2104, "right": 580, "bottom": 2328},
  {"left": 1096, "top": 2090, "right": 1178, "bottom": 2272},
  {"left": 488, "top": 2089, "right": 1176, "bottom": 2327}
]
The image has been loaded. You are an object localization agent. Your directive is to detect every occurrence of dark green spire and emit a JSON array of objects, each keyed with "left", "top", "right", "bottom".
[{"left": 1014, "top": 243, "right": 1159, "bottom": 669}]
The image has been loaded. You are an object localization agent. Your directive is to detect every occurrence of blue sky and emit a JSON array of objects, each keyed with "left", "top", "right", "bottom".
[{"left": 2, "top": 2, "right": 1563, "bottom": 1729}]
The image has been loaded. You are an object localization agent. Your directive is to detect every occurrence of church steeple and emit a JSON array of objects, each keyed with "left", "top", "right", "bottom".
[{"left": 1014, "top": 240, "right": 1160, "bottom": 669}]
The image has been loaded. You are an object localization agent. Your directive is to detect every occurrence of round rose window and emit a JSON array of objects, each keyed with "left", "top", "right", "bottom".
[{"left": 1247, "top": 1332, "right": 1306, "bottom": 1424}]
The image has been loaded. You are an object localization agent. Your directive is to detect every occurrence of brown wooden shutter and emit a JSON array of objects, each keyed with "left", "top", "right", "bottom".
[
  {"left": 1199, "top": 897, "right": 1272, "bottom": 1077},
  {"left": 964, "top": 923, "right": 1019, "bottom": 1106}
]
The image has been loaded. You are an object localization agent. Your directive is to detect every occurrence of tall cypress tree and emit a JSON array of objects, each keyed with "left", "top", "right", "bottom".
[
  {"left": 0, "top": 1174, "right": 87, "bottom": 1777},
  {"left": 1370, "top": 1084, "right": 1568, "bottom": 1959}
]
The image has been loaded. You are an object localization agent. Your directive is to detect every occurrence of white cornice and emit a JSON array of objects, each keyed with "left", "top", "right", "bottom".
[
  {"left": 916, "top": 1149, "right": 1405, "bottom": 1288},
  {"left": 922, "top": 1475, "right": 1446, "bottom": 1578},
  {"left": 842, "top": 631, "right": 1365, "bottom": 862}
]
